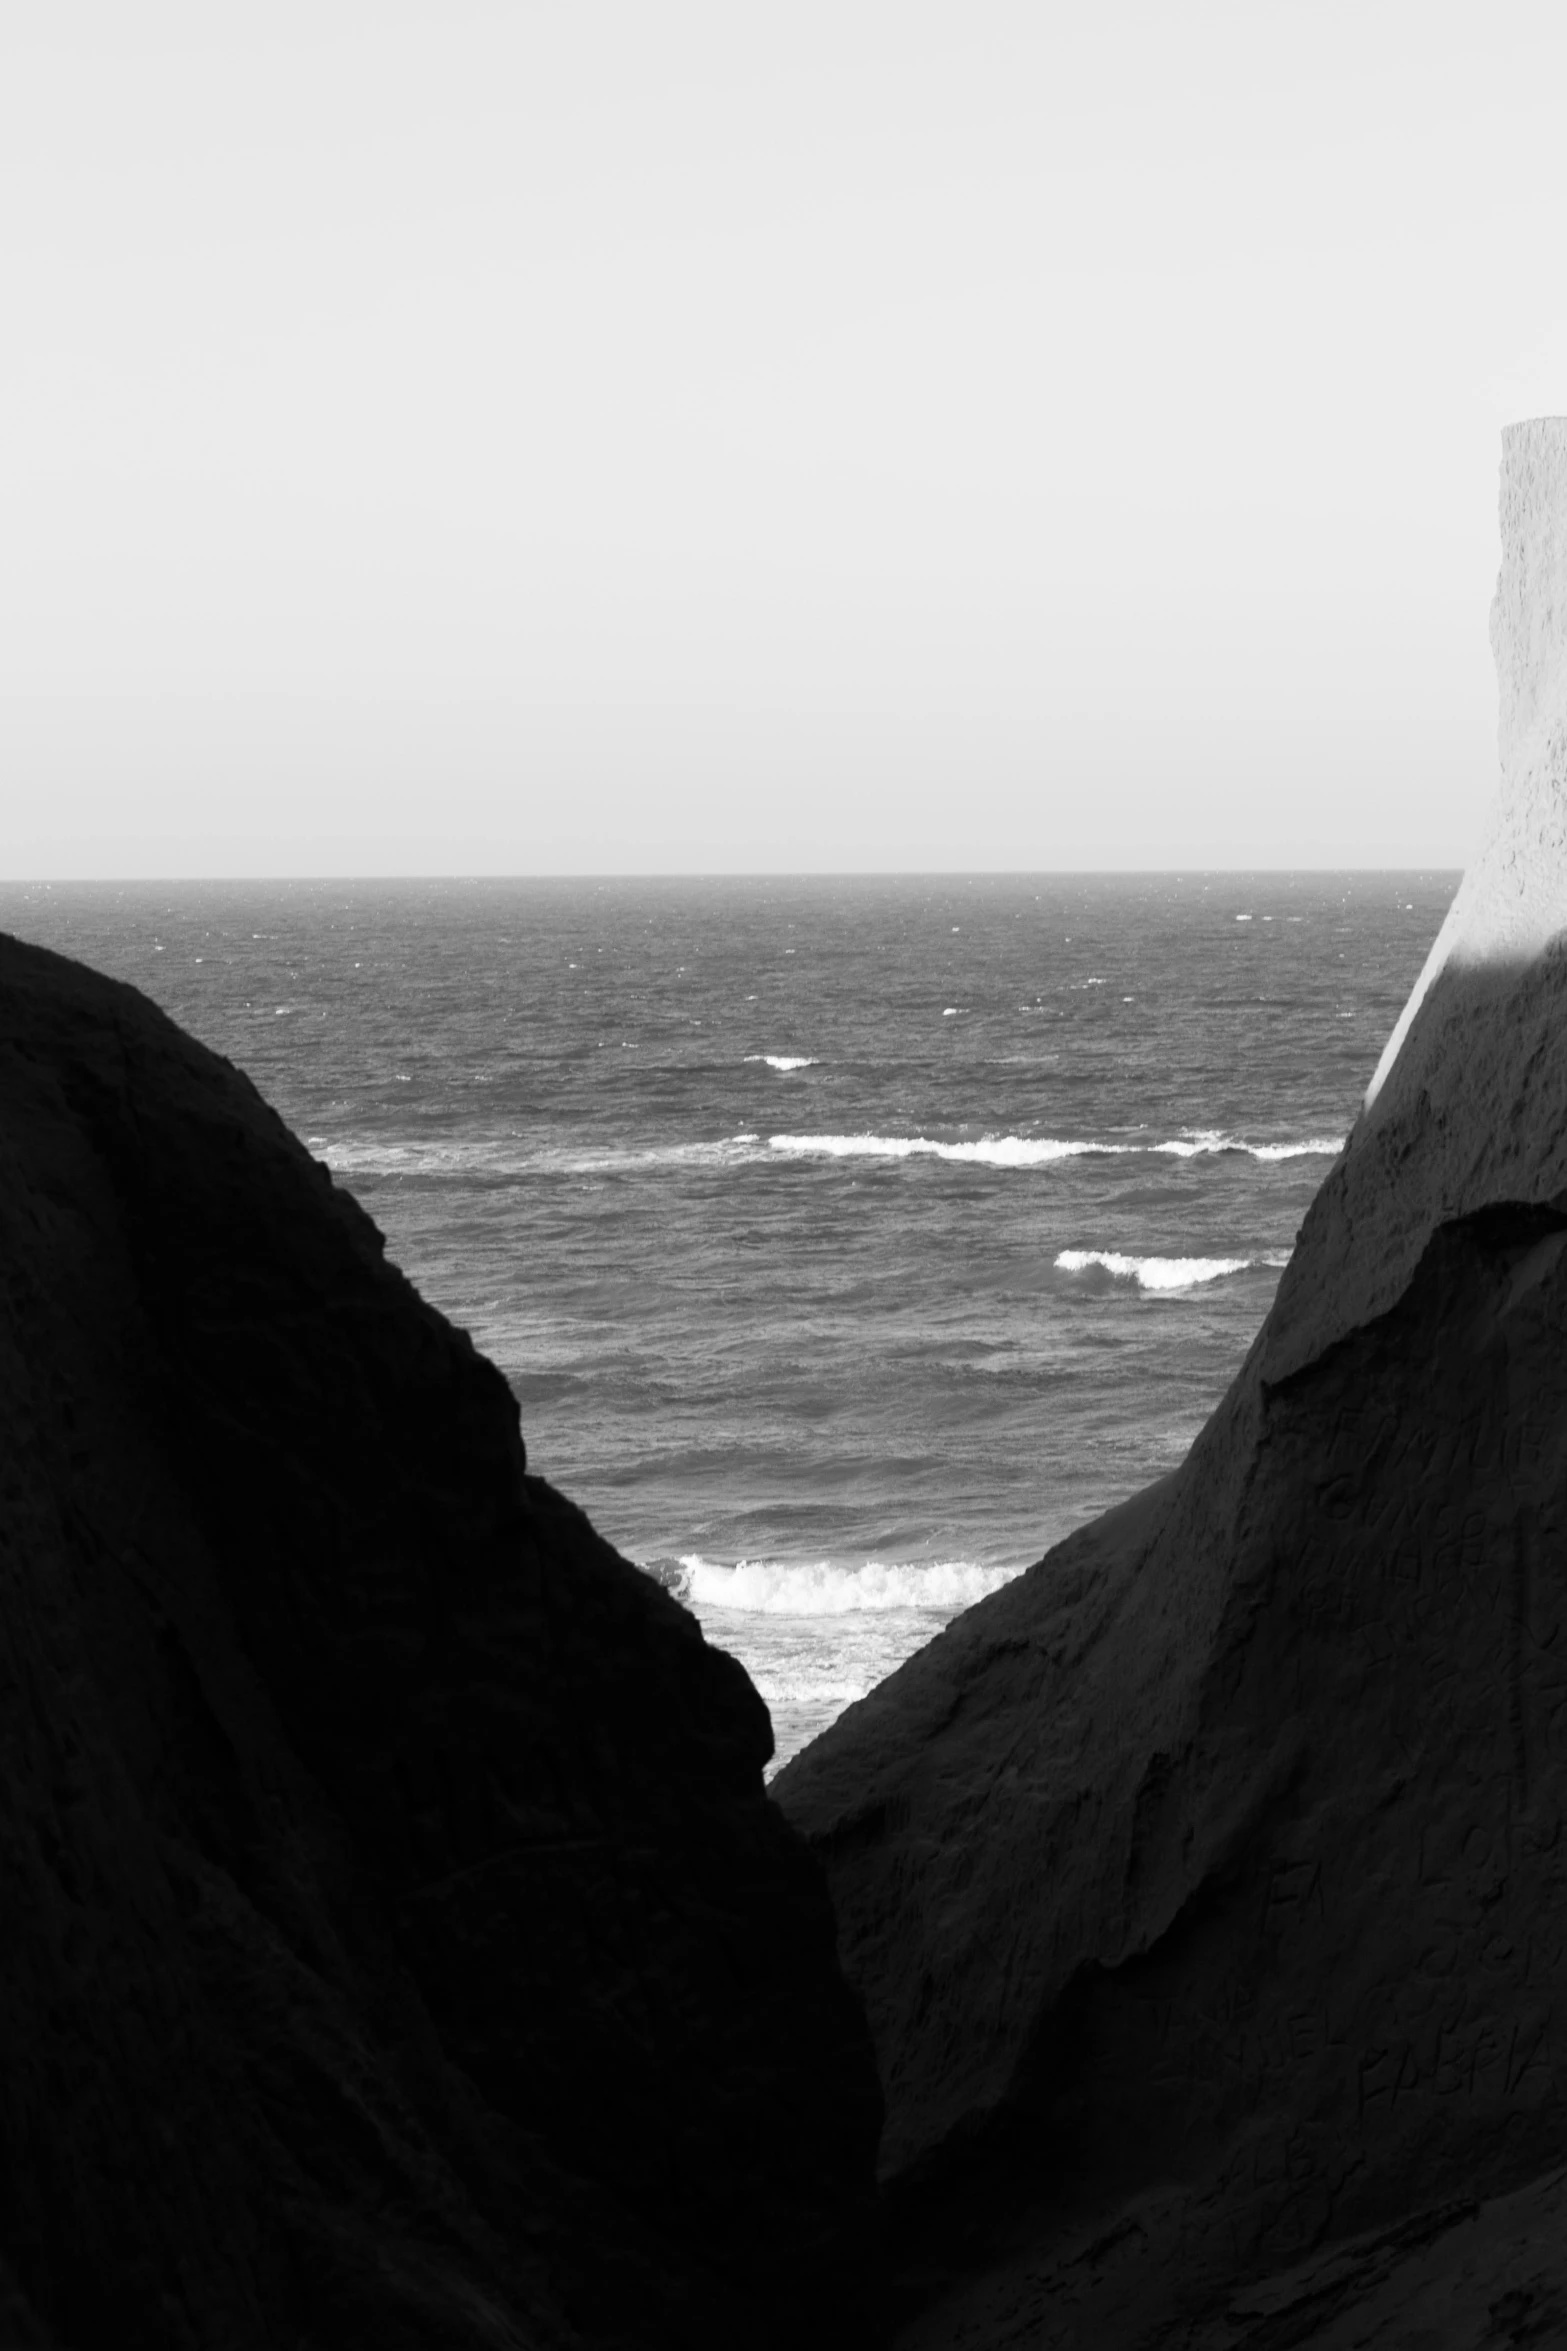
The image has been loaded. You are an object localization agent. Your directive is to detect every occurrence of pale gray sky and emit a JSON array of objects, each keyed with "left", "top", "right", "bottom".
[{"left": 4, "top": 2, "right": 1566, "bottom": 877}]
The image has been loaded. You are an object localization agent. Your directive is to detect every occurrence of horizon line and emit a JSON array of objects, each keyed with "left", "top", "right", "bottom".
[{"left": 0, "top": 863, "right": 1467, "bottom": 888}]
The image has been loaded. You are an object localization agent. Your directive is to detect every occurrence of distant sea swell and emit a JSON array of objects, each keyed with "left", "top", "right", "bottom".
[{"left": 309, "top": 1126, "right": 1345, "bottom": 1180}]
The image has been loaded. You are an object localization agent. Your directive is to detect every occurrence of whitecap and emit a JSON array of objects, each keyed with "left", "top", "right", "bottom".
[
  {"left": 1055, "top": 1248, "right": 1287, "bottom": 1293},
  {"left": 767, "top": 1132, "right": 1127, "bottom": 1166},
  {"left": 1154, "top": 1130, "right": 1344, "bottom": 1162},
  {"left": 314, "top": 1127, "right": 1343, "bottom": 1182},
  {"left": 675, "top": 1555, "right": 1021, "bottom": 1616},
  {"left": 764, "top": 1131, "right": 1344, "bottom": 1168},
  {"left": 744, "top": 1053, "right": 817, "bottom": 1071},
  {"left": 1247, "top": 1137, "right": 1344, "bottom": 1161}
]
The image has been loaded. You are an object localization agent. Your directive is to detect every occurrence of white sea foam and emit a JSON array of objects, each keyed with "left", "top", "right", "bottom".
[
  {"left": 1246, "top": 1137, "right": 1344, "bottom": 1161},
  {"left": 313, "top": 1127, "right": 1344, "bottom": 1181},
  {"left": 1055, "top": 1248, "right": 1291, "bottom": 1292},
  {"left": 766, "top": 1129, "right": 1341, "bottom": 1167},
  {"left": 676, "top": 1555, "right": 1021, "bottom": 1615},
  {"left": 768, "top": 1131, "right": 1125, "bottom": 1166},
  {"left": 1153, "top": 1129, "right": 1345, "bottom": 1162},
  {"left": 745, "top": 1054, "right": 817, "bottom": 1071}
]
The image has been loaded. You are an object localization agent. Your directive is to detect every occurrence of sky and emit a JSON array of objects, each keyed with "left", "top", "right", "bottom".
[{"left": 4, "top": 1, "right": 1567, "bottom": 878}]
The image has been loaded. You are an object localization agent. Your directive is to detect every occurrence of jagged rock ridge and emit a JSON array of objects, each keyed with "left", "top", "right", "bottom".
[
  {"left": 775, "top": 418, "right": 1567, "bottom": 2349},
  {"left": 0, "top": 934, "right": 881, "bottom": 2350}
]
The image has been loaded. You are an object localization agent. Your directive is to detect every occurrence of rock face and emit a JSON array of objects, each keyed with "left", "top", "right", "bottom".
[
  {"left": 0, "top": 934, "right": 881, "bottom": 2350},
  {"left": 774, "top": 418, "right": 1567, "bottom": 2349}
]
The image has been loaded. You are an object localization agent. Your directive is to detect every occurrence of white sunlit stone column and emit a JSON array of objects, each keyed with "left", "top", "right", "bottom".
[
  {"left": 1366, "top": 415, "right": 1567, "bottom": 1111},
  {"left": 1263, "top": 417, "right": 1567, "bottom": 1382}
]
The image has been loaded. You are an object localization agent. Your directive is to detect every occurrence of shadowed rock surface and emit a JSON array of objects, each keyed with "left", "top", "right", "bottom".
[
  {"left": 0, "top": 930, "right": 881, "bottom": 2350},
  {"left": 775, "top": 421, "right": 1567, "bottom": 2347}
]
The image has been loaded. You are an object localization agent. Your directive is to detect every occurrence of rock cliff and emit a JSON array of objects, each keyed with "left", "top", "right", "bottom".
[
  {"left": 775, "top": 418, "right": 1567, "bottom": 2349},
  {"left": 0, "top": 934, "right": 881, "bottom": 2349}
]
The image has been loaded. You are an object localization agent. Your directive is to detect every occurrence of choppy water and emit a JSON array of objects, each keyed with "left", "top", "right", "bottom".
[{"left": 2, "top": 873, "right": 1452, "bottom": 1766}]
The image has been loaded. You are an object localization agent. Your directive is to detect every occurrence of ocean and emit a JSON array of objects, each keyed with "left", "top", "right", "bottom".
[{"left": 2, "top": 872, "right": 1453, "bottom": 1768}]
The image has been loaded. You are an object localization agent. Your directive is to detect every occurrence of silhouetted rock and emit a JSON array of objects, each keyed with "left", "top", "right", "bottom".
[
  {"left": 0, "top": 931, "right": 881, "bottom": 2350},
  {"left": 775, "top": 418, "right": 1567, "bottom": 2347}
]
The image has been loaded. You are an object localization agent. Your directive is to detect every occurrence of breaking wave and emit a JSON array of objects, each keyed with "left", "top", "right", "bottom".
[
  {"left": 1153, "top": 1129, "right": 1344, "bottom": 1161},
  {"left": 669, "top": 1555, "right": 1022, "bottom": 1616},
  {"left": 768, "top": 1132, "right": 1118, "bottom": 1166},
  {"left": 745, "top": 1054, "right": 817, "bottom": 1071},
  {"left": 311, "top": 1127, "right": 1343, "bottom": 1181},
  {"left": 1056, "top": 1247, "right": 1293, "bottom": 1293},
  {"left": 766, "top": 1130, "right": 1342, "bottom": 1167}
]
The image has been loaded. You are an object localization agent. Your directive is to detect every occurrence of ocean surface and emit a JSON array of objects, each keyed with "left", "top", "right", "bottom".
[{"left": 2, "top": 873, "right": 1454, "bottom": 1767}]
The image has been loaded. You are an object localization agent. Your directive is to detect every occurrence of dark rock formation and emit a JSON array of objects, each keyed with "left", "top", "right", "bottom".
[
  {"left": 0, "top": 931, "right": 881, "bottom": 2350},
  {"left": 778, "top": 1191, "right": 1567, "bottom": 2345},
  {"left": 774, "top": 419, "right": 1567, "bottom": 2348}
]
